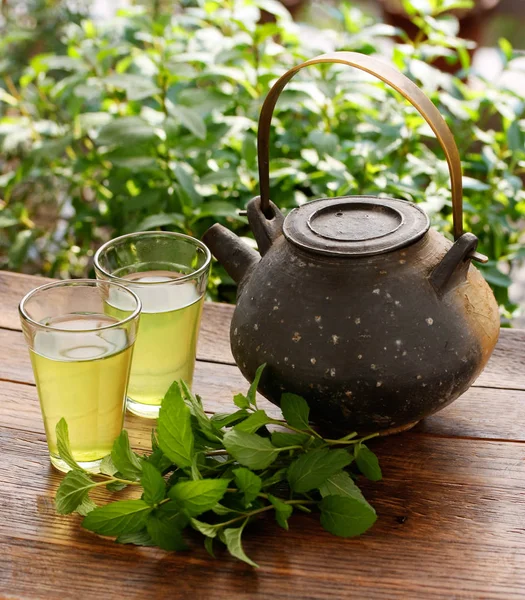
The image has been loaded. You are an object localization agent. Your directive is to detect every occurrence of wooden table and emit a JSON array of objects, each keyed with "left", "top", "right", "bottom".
[{"left": 1, "top": 270, "right": 525, "bottom": 599}]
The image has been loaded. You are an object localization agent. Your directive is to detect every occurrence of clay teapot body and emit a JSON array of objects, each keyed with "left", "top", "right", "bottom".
[{"left": 203, "top": 52, "right": 500, "bottom": 434}]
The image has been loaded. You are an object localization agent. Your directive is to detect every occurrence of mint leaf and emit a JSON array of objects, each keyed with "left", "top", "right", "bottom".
[
  {"left": 146, "top": 513, "right": 187, "bottom": 551},
  {"left": 233, "top": 467, "right": 261, "bottom": 506},
  {"left": 223, "top": 430, "right": 279, "bottom": 470},
  {"left": 287, "top": 448, "right": 353, "bottom": 493},
  {"left": 75, "top": 496, "right": 97, "bottom": 516},
  {"left": 55, "top": 418, "right": 84, "bottom": 472},
  {"left": 212, "top": 409, "right": 249, "bottom": 428},
  {"left": 319, "top": 495, "right": 377, "bottom": 537},
  {"left": 222, "top": 521, "right": 258, "bottom": 568},
  {"left": 190, "top": 518, "right": 219, "bottom": 538},
  {"left": 355, "top": 445, "right": 382, "bottom": 481},
  {"left": 99, "top": 454, "right": 118, "bottom": 476},
  {"left": 158, "top": 382, "right": 194, "bottom": 468},
  {"left": 156, "top": 501, "right": 190, "bottom": 529},
  {"left": 82, "top": 500, "right": 152, "bottom": 536},
  {"left": 271, "top": 431, "right": 310, "bottom": 448},
  {"left": 181, "top": 381, "right": 222, "bottom": 443},
  {"left": 204, "top": 536, "right": 215, "bottom": 557},
  {"left": 168, "top": 479, "right": 229, "bottom": 517},
  {"left": 233, "top": 410, "right": 271, "bottom": 434},
  {"left": 268, "top": 495, "right": 293, "bottom": 530},
  {"left": 233, "top": 393, "right": 250, "bottom": 409},
  {"left": 106, "top": 481, "right": 127, "bottom": 492},
  {"left": 140, "top": 462, "right": 166, "bottom": 506},
  {"left": 116, "top": 531, "right": 155, "bottom": 546},
  {"left": 319, "top": 471, "right": 366, "bottom": 504},
  {"left": 111, "top": 431, "right": 143, "bottom": 480},
  {"left": 261, "top": 467, "right": 288, "bottom": 489},
  {"left": 55, "top": 470, "right": 96, "bottom": 515},
  {"left": 280, "top": 393, "right": 310, "bottom": 430},
  {"left": 247, "top": 363, "right": 266, "bottom": 406},
  {"left": 146, "top": 447, "right": 173, "bottom": 473},
  {"left": 212, "top": 503, "right": 234, "bottom": 516}
]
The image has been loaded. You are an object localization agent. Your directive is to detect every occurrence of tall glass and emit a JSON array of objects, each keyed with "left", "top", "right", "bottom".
[
  {"left": 19, "top": 280, "right": 141, "bottom": 473},
  {"left": 94, "top": 232, "right": 211, "bottom": 419}
]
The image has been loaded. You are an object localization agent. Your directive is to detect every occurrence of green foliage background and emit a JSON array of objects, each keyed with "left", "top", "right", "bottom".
[{"left": 0, "top": 0, "right": 524, "bottom": 318}]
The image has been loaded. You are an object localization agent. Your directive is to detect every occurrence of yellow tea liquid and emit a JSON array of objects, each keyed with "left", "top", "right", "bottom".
[
  {"left": 31, "top": 314, "right": 132, "bottom": 471},
  {"left": 106, "top": 271, "right": 204, "bottom": 418}
]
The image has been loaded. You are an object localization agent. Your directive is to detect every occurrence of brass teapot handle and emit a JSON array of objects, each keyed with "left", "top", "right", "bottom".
[{"left": 257, "top": 51, "right": 464, "bottom": 240}]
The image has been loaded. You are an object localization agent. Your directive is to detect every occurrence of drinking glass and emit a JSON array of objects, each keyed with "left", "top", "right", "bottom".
[
  {"left": 94, "top": 232, "right": 211, "bottom": 418},
  {"left": 19, "top": 279, "right": 141, "bottom": 473}
]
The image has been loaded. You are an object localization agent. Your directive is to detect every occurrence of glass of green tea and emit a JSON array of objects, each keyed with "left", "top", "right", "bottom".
[
  {"left": 94, "top": 232, "right": 211, "bottom": 419},
  {"left": 19, "top": 279, "right": 141, "bottom": 473}
]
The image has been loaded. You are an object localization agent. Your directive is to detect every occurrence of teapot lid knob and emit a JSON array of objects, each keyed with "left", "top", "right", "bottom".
[{"left": 283, "top": 196, "right": 430, "bottom": 257}]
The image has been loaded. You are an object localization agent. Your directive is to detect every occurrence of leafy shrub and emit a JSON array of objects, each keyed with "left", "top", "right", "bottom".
[{"left": 0, "top": 0, "right": 524, "bottom": 317}]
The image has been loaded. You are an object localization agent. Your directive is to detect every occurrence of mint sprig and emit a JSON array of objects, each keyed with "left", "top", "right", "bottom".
[{"left": 54, "top": 369, "right": 381, "bottom": 567}]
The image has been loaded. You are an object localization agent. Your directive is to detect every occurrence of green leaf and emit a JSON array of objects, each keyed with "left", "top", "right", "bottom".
[
  {"left": 212, "top": 409, "right": 249, "bottom": 428},
  {"left": 55, "top": 418, "right": 84, "bottom": 472},
  {"left": 140, "top": 462, "right": 166, "bottom": 506},
  {"left": 271, "top": 431, "right": 310, "bottom": 448},
  {"left": 223, "top": 430, "right": 279, "bottom": 470},
  {"left": 134, "top": 213, "right": 184, "bottom": 231},
  {"left": 319, "top": 495, "right": 377, "bottom": 538},
  {"left": 233, "top": 410, "right": 271, "bottom": 434},
  {"left": 8, "top": 230, "right": 34, "bottom": 270},
  {"left": 233, "top": 393, "right": 250, "bottom": 410},
  {"left": 75, "top": 497, "right": 97, "bottom": 516},
  {"left": 97, "top": 117, "right": 159, "bottom": 146},
  {"left": 268, "top": 495, "right": 293, "bottom": 530},
  {"left": 247, "top": 364, "right": 266, "bottom": 407},
  {"left": 82, "top": 500, "right": 152, "bottom": 537},
  {"left": 99, "top": 454, "right": 118, "bottom": 476},
  {"left": 146, "top": 513, "right": 187, "bottom": 551},
  {"left": 169, "top": 104, "right": 206, "bottom": 140},
  {"left": 204, "top": 536, "right": 215, "bottom": 557},
  {"left": 180, "top": 381, "right": 222, "bottom": 444},
  {"left": 354, "top": 445, "right": 382, "bottom": 482},
  {"left": 106, "top": 481, "right": 127, "bottom": 492},
  {"left": 168, "top": 479, "right": 229, "bottom": 517},
  {"left": 190, "top": 518, "right": 218, "bottom": 538},
  {"left": 104, "top": 73, "right": 161, "bottom": 101},
  {"left": 280, "top": 393, "right": 310, "bottom": 430},
  {"left": 287, "top": 449, "right": 353, "bottom": 493},
  {"left": 111, "top": 431, "right": 143, "bottom": 481},
  {"left": 55, "top": 470, "right": 96, "bottom": 515},
  {"left": 156, "top": 502, "right": 190, "bottom": 529},
  {"left": 116, "top": 531, "right": 155, "bottom": 546},
  {"left": 146, "top": 447, "right": 174, "bottom": 474},
  {"left": 319, "top": 471, "right": 367, "bottom": 504},
  {"left": 158, "top": 382, "right": 194, "bottom": 468},
  {"left": 233, "top": 467, "right": 262, "bottom": 506},
  {"left": 261, "top": 467, "right": 288, "bottom": 489},
  {"left": 222, "top": 521, "right": 258, "bottom": 568}
]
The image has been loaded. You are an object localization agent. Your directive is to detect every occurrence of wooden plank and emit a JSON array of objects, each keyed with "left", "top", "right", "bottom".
[
  {"left": 2, "top": 270, "right": 524, "bottom": 386},
  {"left": 0, "top": 270, "right": 235, "bottom": 365},
  {"left": 1, "top": 359, "right": 525, "bottom": 446},
  {"left": 1, "top": 428, "right": 524, "bottom": 599}
]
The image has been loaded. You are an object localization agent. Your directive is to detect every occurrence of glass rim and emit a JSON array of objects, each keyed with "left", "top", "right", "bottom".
[
  {"left": 19, "top": 279, "right": 142, "bottom": 333},
  {"left": 93, "top": 231, "right": 212, "bottom": 286}
]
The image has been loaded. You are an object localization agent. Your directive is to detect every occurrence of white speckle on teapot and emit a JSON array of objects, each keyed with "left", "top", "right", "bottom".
[
  {"left": 310, "top": 358, "right": 317, "bottom": 365},
  {"left": 273, "top": 305, "right": 279, "bottom": 311},
  {"left": 421, "top": 383, "right": 427, "bottom": 387},
  {"left": 426, "top": 317, "right": 434, "bottom": 325},
  {"left": 416, "top": 375, "right": 422, "bottom": 380},
  {"left": 325, "top": 296, "right": 331, "bottom": 300},
  {"left": 399, "top": 259, "right": 406, "bottom": 264},
  {"left": 402, "top": 350, "right": 407, "bottom": 356},
  {"left": 355, "top": 317, "right": 361, "bottom": 324},
  {"left": 284, "top": 357, "right": 289, "bottom": 363},
  {"left": 256, "top": 345, "right": 261, "bottom": 351},
  {"left": 396, "top": 339, "right": 402, "bottom": 347},
  {"left": 358, "top": 354, "right": 363, "bottom": 359},
  {"left": 254, "top": 324, "right": 259, "bottom": 330},
  {"left": 292, "top": 332, "right": 301, "bottom": 342},
  {"left": 371, "top": 364, "right": 377, "bottom": 370},
  {"left": 234, "top": 328, "right": 238, "bottom": 336},
  {"left": 330, "top": 368, "right": 336, "bottom": 377},
  {"left": 345, "top": 391, "right": 353, "bottom": 398},
  {"left": 395, "top": 300, "right": 401, "bottom": 306},
  {"left": 315, "top": 316, "right": 322, "bottom": 323},
  {"left": 380, "top": 270, "right": 387, "bottom": 275},
  {"left": 376, "top": 381, "right": 383, "bottom": 387},
  {"left": 373, "top": 288, "right": 380, "bottom": 294},
  {"left": 331, "top": 335, "right": 339, "bottom": 345}
]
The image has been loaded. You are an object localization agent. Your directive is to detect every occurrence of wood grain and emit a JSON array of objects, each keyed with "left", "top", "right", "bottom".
[{"left": 1, "top": 427, "right": 525, "bottom": 599}]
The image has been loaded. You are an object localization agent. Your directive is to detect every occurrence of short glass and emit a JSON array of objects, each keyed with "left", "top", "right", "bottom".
[
  {"left": 94, "top": 232, "right": 211, "bottom": 419},
  {"left": 19, "top": 280, "right": 141, "bottom": 473}
]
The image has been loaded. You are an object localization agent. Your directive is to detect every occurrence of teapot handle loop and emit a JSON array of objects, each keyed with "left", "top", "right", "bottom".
[{"left": 257, "top": 51, "right": 464, "bottom": 240}]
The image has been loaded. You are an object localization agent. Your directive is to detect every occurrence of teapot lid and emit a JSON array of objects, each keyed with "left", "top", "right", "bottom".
[{"left": 283, "top": 196, "right": 430, "bottom": 257}]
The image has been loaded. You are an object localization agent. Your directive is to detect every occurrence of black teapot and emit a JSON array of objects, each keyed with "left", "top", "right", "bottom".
[{"left": 203, "top": 52, "right": 500, "bottom": 434}]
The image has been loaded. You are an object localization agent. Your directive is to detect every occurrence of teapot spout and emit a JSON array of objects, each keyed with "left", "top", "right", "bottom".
[{"left": 202, "top": 224, "right": 260, "bottom": 285}]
